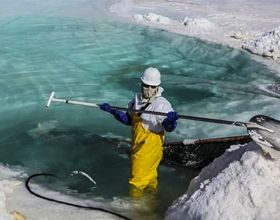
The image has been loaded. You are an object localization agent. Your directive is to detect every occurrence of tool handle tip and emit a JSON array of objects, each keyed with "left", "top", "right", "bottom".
[{"left": 46, "top": 91, "right": 55, "bottom": 108}]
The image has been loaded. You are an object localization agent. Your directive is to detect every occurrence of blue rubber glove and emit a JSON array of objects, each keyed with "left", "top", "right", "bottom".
[
  {"left": 114, "top": 111, "right": 132, "bottom": 126},
  {"left": 99, "top": 103, "right": 115, "bottom": 114},
  {"left": 162, "top": 111, "right": 179, "bottom": 132},
  {"left": 100, "top": 103, "right": 131, "bottom": 126}
]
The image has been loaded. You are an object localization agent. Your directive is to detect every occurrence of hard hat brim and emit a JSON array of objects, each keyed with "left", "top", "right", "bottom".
[{"left": 141, "top": 77, "right": 161, "bottom": 86}]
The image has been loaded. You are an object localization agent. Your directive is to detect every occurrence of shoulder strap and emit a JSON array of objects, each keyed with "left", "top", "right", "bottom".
[
  {"left": 138, "top": 102, "right": 151, "bottom": 116},
  {"left": 131, "top": 95, "right": 159, "bottom": 116}
]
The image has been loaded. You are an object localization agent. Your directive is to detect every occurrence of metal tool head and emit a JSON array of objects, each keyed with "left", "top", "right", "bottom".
[
  {"left": 248, "top": 115, "right": 280, "bottom": 152},
  {"left": 46, "top": 91, "right": 55, "bottom": 108}
]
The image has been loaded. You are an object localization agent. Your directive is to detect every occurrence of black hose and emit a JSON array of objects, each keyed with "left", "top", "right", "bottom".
[{"left": 25, "top": 173, "right": 131, "bottom": 220}]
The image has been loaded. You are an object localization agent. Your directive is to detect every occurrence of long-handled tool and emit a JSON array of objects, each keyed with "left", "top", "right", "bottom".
[
  {"left": 46, "top": 91, "right": 280, "bottom": 151},
  {"left": 46, "top": 91, "right": 272, "bottom": 130}
]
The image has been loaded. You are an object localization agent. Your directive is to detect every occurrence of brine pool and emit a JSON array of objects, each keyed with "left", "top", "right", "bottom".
[{"left": 0, "top": 1, "right": 280, "bottom": 219}]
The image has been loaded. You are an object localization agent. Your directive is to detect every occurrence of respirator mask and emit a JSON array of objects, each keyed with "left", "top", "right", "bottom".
[{"left": 141, "top": 83, "right": 158, "bottom": 100}]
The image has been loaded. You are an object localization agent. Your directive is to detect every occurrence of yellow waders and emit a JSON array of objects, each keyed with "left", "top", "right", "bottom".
[{"left": 129, "top": 113, "right": 164, "bottom": 197}]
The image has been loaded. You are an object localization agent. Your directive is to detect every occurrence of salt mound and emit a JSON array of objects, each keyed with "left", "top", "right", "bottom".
[
  {"left": 265, "top": 83, "right": 280, "bottom": 94},
  {"left": 165, "top": 142, "right": 280, "bottom": 220},
  {"left": 258, "top": 83, "right": 280, "bottom": 98},
  {"left": 133, "top": 13, "right": 215, "bottom": 31},
  {"left": 242, "top": 26, "right": 280, "bottom": 60},
  {"left": 134, "top": 13, "right": 172, "bottom": 25}
]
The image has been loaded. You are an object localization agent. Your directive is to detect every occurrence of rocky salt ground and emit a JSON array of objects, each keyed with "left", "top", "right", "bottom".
[
  {"left": 164, "top": 142, "right": 280, "bottom": 220},
  {"left": 242, "top": 27, "right": 280, "bottom": 61}
]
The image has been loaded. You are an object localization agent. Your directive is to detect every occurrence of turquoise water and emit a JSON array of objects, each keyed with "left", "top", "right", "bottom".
[{"left": 0, "top": 9, "right": 279, "bottom": 219}]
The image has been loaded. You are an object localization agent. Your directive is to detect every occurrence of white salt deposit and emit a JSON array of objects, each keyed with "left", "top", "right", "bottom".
[
  {"left": 0, "top": 165, "right": 26, "bottom": 220},
  {"left": 165, "top": 142, "right": 280, "bottom": 220},
  {"left": 183, "top": 17, "right": 215, "bottom": 29},
  {"left": 258, "top": 83, "right": 280, "bottom": 98},
  {"left": 0, "top": 181, "right": 15, "bottom": 220},
  {"left": 242, "top": 26, "right": 280, "bottom": 60},
  {"left": 0, "top": 164, "right": 132, "bottom": 220},
  {"left": 133, "top": 12, "right": 215, "bottom": 30},
  {"left": 230, "top": 31, "right": 253, "bottom": 40},
  {"left": 134, "top": 13, "right": 173, "bottom": 25}
]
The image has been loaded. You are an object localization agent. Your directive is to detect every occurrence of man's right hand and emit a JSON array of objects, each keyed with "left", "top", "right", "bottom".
[
  {"left": 100, "top": 103, "right": 131, "bottom": 125},
  {"left": 100, "top": 103, "right": 113, "bottom": 113}
]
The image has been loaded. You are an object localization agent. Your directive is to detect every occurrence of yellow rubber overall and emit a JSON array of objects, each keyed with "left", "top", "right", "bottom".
[{"left": 129, "top": 113, "right": 164, "bottom": 197}]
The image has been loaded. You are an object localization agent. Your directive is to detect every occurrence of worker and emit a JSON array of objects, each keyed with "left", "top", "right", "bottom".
[{"left": 100, "top": 67, "right": 178, "bottom": 197}]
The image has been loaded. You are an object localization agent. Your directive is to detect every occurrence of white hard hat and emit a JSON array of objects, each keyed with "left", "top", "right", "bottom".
[{"left": 141, "top": 67, "right": 161, "bottom": 86}]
